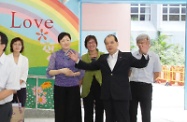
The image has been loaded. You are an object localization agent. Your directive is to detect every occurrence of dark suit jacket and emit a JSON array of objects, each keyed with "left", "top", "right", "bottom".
[{"left": 76, "top": 51, "right": 149, "bottom": 100}]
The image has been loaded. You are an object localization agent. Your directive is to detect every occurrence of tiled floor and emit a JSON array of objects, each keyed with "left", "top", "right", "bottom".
[{"left": 25, "top": 84, "right": 187, "bottom": 122}]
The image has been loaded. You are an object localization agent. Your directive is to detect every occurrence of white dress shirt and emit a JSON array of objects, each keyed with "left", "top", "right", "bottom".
[
  {"left": 107, "top": 50, "right": 119, "bottom": 71},
  {"left": 130, "top": 51, "right": 161, "bottom": 84},
  {"left": 8, "top": 53, "right": 29, "bottom": 88},
  {"left": 0, "top": 53, "right": 20, "bottom": 105}
]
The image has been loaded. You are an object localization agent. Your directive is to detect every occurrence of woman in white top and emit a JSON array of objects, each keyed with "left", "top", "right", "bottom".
[{"left": 8, "top": 37, "right": 29, "bottom": 108}]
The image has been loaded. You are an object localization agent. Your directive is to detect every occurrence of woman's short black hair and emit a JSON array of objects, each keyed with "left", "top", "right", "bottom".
[
  {"left": 0, "top": 32, "right": 8, "bottom": 51},
  {"left": 84, "top": 35, "right": 98, "bottom": 48},
  {"left": 58, "top": 32, "right": 71, "bottom": 43},
  {"left": 10, "top": 37, "right": 24, "bottom": 53}
]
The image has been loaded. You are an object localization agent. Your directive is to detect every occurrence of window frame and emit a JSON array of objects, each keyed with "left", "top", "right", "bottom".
[
  {"left": 131, "top": 4, "right": 151, "bottom": 21},
  {"left": 162, "top": 4, "right": 186, "bottom": 21}
]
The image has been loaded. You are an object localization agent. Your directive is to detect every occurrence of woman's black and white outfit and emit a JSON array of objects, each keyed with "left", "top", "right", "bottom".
[{"left": 8, "top": 53, "right": 29, "bottom": 107}]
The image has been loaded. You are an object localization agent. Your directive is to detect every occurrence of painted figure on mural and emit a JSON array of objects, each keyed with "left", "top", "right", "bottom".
[{"left": 46, "top": 32, "right": 84, "bottom": 122}]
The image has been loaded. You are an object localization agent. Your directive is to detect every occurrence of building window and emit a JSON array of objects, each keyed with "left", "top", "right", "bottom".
[
  {"left": 162, "top": 4, "right": 186, "bottom": 21},
  {"left": 131, "top": 4, "right": 151, "bottom": 21}
]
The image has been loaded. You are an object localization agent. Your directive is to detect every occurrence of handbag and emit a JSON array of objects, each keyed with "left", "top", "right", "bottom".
[{"left": 11, "top": 96, "right": 24, "bottom": 122}]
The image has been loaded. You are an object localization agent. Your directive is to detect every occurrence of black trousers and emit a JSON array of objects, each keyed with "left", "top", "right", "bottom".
[
  {"left": 12, "top": 88, "right": 27, "bottom": 107},
  {"left": 0, "top": 102, "right": 12, "bottom": 122},
  {"left": 83, "top": 78, "right": 104, "bottom": 122},
  {"left": 103, "top": 99, "right": 129, "bottom": 122},
  {"left": 129, "top": 81, "right": 152, "bottom": 122},
  {"left": 54, "top": 85, "right": 82, "bottom": 122}
]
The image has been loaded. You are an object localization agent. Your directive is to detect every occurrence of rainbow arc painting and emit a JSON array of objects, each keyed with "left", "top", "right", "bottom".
[
  {"left": 0, "top": 0, "right": 79, "bottom": 75},
  {"left": 0, "top": 0, "right": 80, "bottom": 108}
]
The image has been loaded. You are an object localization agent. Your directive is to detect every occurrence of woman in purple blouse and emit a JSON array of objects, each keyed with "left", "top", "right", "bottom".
[{"left": 47, "top": 32, "right": 84, "bottom": 122}]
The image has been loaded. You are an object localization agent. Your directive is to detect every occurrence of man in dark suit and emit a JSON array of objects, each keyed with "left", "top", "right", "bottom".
[{"left": 68, "top": 34, "right": 149, "bottom": 122}]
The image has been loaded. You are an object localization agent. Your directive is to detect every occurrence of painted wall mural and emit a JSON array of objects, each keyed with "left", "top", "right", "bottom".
[
  {"left": 26, "top": 78, "right": 54, "bottom": 109},
  {"left": 0, "top": 0, "right": 80, "bottom": 108},
  {"left": 0, "top": 0, "right": 80, "bottom": 75}
]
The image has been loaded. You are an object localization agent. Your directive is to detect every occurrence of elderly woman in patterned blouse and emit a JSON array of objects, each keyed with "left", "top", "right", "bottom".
[{"left": 47, "top": 32, "right": 84, "bottom": 122}]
